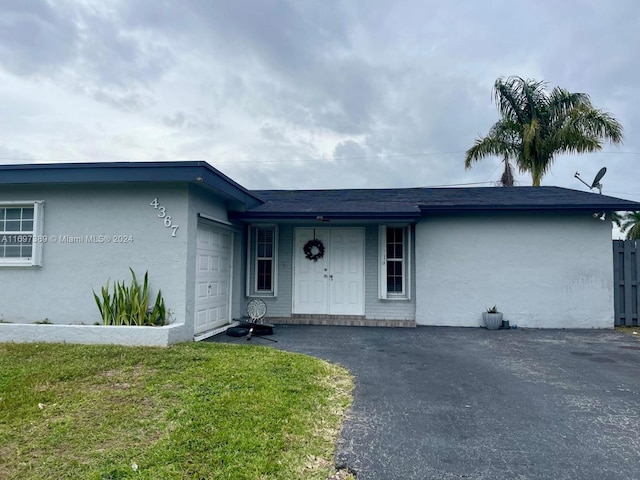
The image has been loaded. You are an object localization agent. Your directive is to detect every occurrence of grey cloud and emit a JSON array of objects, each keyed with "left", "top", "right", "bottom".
[
  {"left": 164, "top": 112, "right": 186, "bottom": 128},
  {"left": 1, "top": 0, "right": 639, "bottom": 198},
  {"left": 0, "top": 0, "right": 78, "bottom": 76},
  {"left": 0, "top": 0, "right": 172, "bottom": 111},
  {"left": 123, "top": 0, "right": 349, "bottom": 74},
  {"left": 76, "top": 11, "right": 173, "bottom": 88},
  {"left": 91, "top": 89, "right": 154, "bottom": 113},
  {"left": 259, "top": 123, "right": 287, "bottom": 142},
  {"left": 163, "top": 111, "right": 220, "bottom": 132},
  {"left": 122, "top": 1, "right": 373, "bottom": 132}
]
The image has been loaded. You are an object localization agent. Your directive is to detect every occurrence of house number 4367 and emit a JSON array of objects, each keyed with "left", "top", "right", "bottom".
[{"left": 150, "top": 198, "right": 179, "bottom": 237}]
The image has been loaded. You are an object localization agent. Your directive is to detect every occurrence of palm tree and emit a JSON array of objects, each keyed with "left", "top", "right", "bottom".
[
  {"left": 465, "top": 76, "right": 623, "bottom": 186},
  {"left": 615, "top": 211, "right": 640, "bottom": 240}
]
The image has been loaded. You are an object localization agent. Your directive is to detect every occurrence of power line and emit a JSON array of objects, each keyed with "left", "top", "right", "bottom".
[
  {"left": 0, "top": 151, "right": 467, "bottom": 164},
  {"left": 214, "top": 151, "right": 468, "bottom": 164},
  {"left": 421, "top": 181, "right": 495, "bottom": 187},
  {"left": 1, "top": 149, "right": 639, "bottom": 165},
  {"left": 606, "top": 190, "right": 640, "bottom": 199}
]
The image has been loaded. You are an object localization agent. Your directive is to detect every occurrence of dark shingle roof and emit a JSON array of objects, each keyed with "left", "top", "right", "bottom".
[{"left": 232, "top": 186, "right": 640, "bottom": 220}]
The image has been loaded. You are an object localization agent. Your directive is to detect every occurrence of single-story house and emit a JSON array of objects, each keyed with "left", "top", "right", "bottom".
[{"left": 1, "top": 161, "right": 639, "bottom": 345}]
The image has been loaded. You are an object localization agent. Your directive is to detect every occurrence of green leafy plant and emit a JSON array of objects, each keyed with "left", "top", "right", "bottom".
[
  {"left": 486, "top": 305, "right": 500, "bottom": 314},
  {"left": 93, "top": 269, "right": 167, "bottom": 326}
]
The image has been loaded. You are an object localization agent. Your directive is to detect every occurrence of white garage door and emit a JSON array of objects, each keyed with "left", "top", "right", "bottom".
[{"left": 194, "top": 223, "right": 233, "bottom": 335}]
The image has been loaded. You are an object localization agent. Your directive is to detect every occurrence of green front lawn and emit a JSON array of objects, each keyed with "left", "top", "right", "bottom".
[{"left": 0, "top": 342, "right": 353, "bottom": 479}]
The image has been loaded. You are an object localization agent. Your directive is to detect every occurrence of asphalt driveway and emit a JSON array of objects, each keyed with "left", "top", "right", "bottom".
[{"left": 210, "top": 326, "right": 640, "bottom": 479}]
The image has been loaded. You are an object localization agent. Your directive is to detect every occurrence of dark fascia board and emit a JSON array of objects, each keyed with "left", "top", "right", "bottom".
[
  {"left": 418, "top": 203, "right": 640, "bottom": 214},
  {"left": 0, "top": 161, "right": 263, "bottom": 209},
  {"left": 229, "top": 211, "right": 422, "bottom": 221}
]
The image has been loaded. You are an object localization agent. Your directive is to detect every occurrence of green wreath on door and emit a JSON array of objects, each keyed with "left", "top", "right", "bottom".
[{"left": 303, "top": 238, "right": 325, "bottom": 261}]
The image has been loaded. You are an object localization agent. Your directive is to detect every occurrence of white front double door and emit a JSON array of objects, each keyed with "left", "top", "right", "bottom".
[{"left": 293, "top": 228, "right": 364, "bottom": 316}]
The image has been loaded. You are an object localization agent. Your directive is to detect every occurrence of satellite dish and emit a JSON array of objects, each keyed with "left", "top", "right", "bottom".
[
  {"left": 574, "top": 167, "right": 607, "bottom": 194},
  {"left": 591, "top": 167, "right": 607, "bottom": 189}
]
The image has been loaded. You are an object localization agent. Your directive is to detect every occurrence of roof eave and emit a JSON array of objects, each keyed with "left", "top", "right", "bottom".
[
  {"left": 0, "top": 161, "right": 264, "bottom": 209},
  {"left": 228, "top": 211, "right": 421, "bottom": 221},
  {"left": 418, "top": 204, "right": 638, "bottom": 214}
]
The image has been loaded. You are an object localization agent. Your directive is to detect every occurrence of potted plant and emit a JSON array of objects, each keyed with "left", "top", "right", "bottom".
[{"left": 482, "top": 305, "right": 503, "bottom": 330}]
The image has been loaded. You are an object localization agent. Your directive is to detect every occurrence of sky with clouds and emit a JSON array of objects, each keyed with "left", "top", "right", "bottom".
[{"left": 0, "top": 0, "right": 638, "bottom": 207}]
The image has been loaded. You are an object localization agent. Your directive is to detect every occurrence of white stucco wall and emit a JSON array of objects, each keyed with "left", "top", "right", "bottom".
[
  {"left": 415, "top": 213, "right": 614, "bottom": 328},
  {"left": 0, "top": 323, "right": 189, "bottom": 346},
  {"left": 0, "top": 183, "right": 193, "bottom": 342}
]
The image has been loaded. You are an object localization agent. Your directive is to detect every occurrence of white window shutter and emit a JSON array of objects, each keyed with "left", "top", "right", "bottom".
[
  {"left": 32, "top": 201, "right": 44, "bottom": 266},
  {"left": 378, "top": 224, "right": 387, "bottom": 299}
]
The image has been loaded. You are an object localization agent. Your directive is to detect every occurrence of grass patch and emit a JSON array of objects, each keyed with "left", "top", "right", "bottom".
[
  {"left": 615, "top": 326, "right": 640, "bottom": 339},
  {"left": 0, "top": 342, "right": 353, "bottom": 479}
]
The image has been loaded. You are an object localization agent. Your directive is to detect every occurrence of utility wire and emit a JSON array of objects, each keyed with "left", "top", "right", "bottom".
[
  {"left": 1, "top": 150, "right": 639, "bottom": 165},
  {"left": 0, "top": 150, "right": 640, "bottom": 165}
]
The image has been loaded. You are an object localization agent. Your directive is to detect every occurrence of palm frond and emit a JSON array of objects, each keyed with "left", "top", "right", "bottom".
[
  {"left": 572, "top": 106, "right": 623, "bottom": 144},
  {"left": 465, "top": 134, "right": 515, "bottom": 169},
  {"left": 611, "top": 211, "right": 624, "bottom": 228},
  {"left": 619, "top": 212, "right": 640, "bottom": 240}
]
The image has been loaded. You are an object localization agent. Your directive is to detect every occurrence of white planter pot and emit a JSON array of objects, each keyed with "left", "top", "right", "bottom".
[{"left": 482, "top": 312, "right": 503, "bottom": 330}]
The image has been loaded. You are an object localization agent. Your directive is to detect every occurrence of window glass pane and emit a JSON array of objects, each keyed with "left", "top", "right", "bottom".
[
  {"left": 5, "top": 220, "right": 20, "bottom": 232},
  {"left": 257, "top": 242, "right": 272, "bottom": 258},
  {"left": 5, "top": 246, "right": 21, "bottom": 257},
  {"left": 22, "top": 208, "right": 34, "bottom": 220},
  {"left": 386, "top": 261, "right": 403, "bottom": 292},
  {"left": 387, "top": 243, "right": 403, "bottom": 259},
  {"left": 389, "top": 227, "right": 402, "bottom": 243},
  {"left": 256, "top": 227, "right": 274, "bottom": 258},
  {"left": 257, "top": 228, "right": 273, "bottom": 243},
  {"left": 6, "top": 209, "right": 21, "bottom": 220},
  {"left": 21, "top": 220, "right": 33, "bottom": 231},
  {"left": 20, "top": 244, "right": 33, "bottom": 258},
  {"left": 386, "top": 228, "right": 403, "bottom": 260},
  {"left": 257, "top": 259, "right": 272, "bottom": 291},
  {"left": 0, "top": 208, "right": 4, "bottom": 219},
  {"left": 387, "top": 261, "right": 402, "bottom": 276}
]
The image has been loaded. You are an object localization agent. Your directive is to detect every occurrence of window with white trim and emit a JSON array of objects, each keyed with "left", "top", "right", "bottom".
[
  {"left": 379, "top": 225, "right": 411, "bottom": 299},
  {"left": 0, "top": 201, "right": 44, "bottom": 267},
  {"left": 246, "top": 225, "right": 278, "bottom": 296}
]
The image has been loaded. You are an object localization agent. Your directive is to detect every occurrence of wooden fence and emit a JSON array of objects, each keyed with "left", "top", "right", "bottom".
[{"left": 613, "top": 240, "right": 640, "bottom": 326}]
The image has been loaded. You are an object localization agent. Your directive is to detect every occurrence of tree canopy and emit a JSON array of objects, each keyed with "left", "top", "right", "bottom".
[
  {"left": 614, "top": 211, "right": 640, "bottom": 240},
  {"left": 465, "top": 76, "right": 623, "bottom": 186}
]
